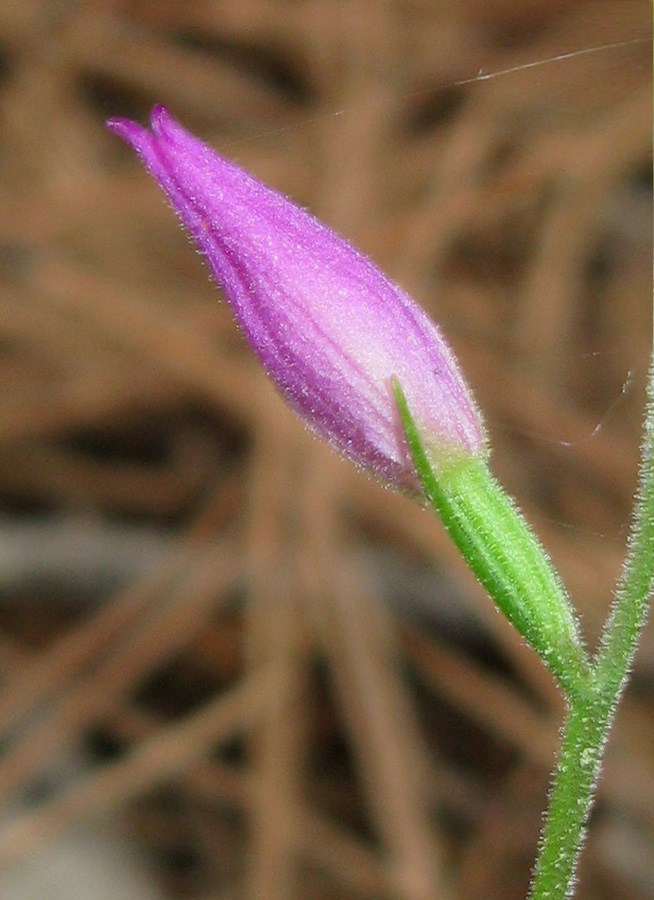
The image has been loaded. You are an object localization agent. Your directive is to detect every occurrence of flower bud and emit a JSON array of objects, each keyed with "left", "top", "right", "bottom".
[{"left": 107, "top": 106, "right": 486, "bottom": 493}]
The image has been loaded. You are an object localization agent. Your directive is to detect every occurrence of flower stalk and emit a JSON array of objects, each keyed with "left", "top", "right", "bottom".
[
  {"left": 529, "top": 359, "right": 654, "bottom": 900},
  {"left": 395, "top": 363, "right": 654, "bottom": 900}
]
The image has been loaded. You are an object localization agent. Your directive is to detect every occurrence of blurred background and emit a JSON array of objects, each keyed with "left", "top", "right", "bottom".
[{"left": 0, "top": 1, "right": 651, "bottom": 899}]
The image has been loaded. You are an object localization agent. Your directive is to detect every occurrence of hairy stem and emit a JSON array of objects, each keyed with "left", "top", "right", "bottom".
[
  {"left": 394, "top": 351, "right": 654, "bottom": 900},
  {"left": 529, "top": 360, "right": 654, "bottom": 899}
]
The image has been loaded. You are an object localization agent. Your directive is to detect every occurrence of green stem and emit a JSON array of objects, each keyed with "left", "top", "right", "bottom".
[
  {"left": 529, "top": 360, "right": 654, "bottom": 900},
  {"left": 594, "top": 364, "right": 654, "bottom": 696},
  {"left": 529, "top": 693, "right": 607, "bottom": 900},
  {"left": 394, "top": 352, "right": 654, "bottom": 900}
]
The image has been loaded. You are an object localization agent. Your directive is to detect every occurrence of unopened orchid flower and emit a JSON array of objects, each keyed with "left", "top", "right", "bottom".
[
  {"left": 107, "top": 106, "right": 654, "bottom": 900},
  {"left": 106, "top": 104, "right": 586, "bottom": 681},
  {"left": 107, "top": 105, "right": 485, "bottom": 494}
]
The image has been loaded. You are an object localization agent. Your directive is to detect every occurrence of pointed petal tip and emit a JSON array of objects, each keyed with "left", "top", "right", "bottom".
[
  {"left": 150, "top": 104, "right": 171, "bottom": 133},
  {"left": 105, "top": 116, "right": 132, "bottom": 136},
  {"left": 105, "top": 114, "right": 159, "bottom": 158},
  {"left": 105, "top": 115, "right": 147, "bottom": 144},
  {"left": 105, "top": 103, "right": 173, "bottom": 145}
]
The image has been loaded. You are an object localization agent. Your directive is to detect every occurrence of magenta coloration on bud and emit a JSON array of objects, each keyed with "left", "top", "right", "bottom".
[{"left": 107, "top": 106, "right": 486, "bottom": 492}]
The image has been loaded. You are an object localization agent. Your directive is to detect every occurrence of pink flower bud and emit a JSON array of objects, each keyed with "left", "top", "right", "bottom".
[{"left": 107, "top": 106, "right": 486, "bottom": 493}]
